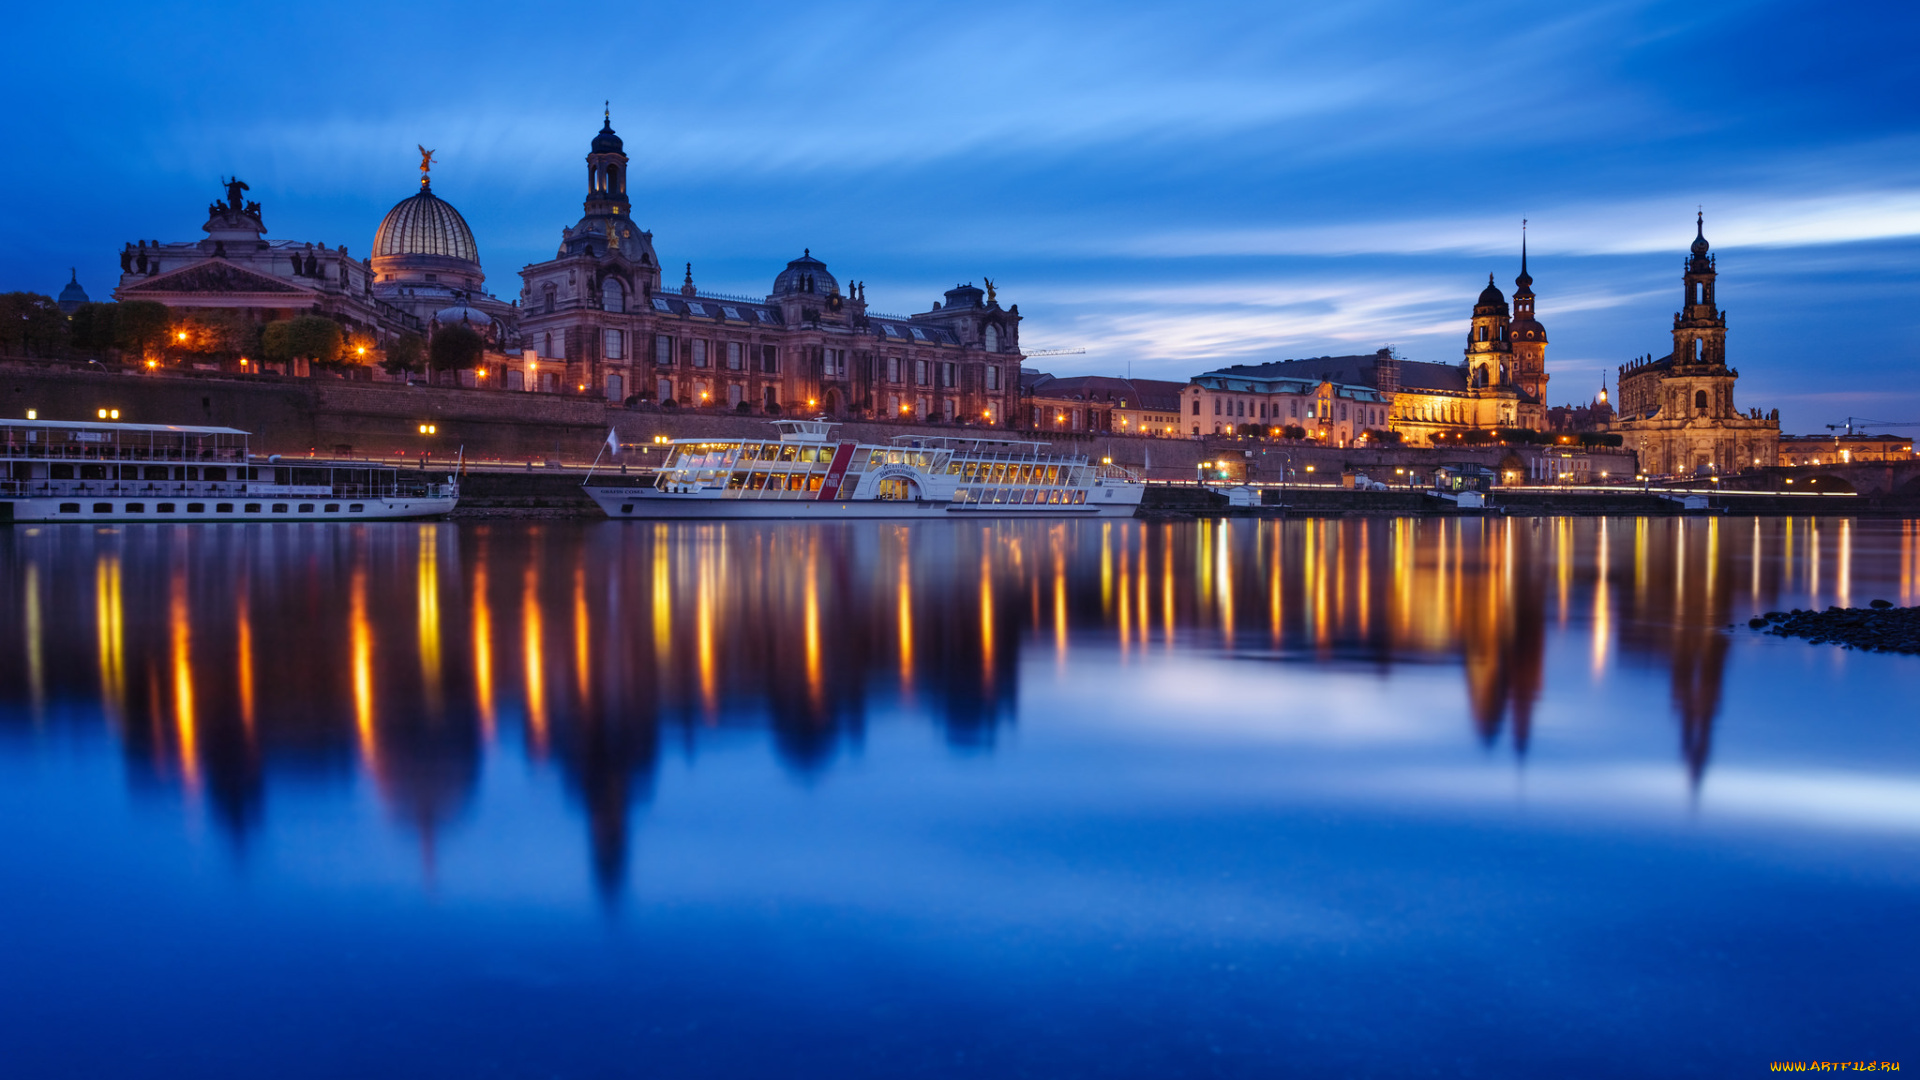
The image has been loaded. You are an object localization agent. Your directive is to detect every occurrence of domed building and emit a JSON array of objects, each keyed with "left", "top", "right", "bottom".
[
  {"left": 56, "top": 269, "right": 90, "bottom": 314},
  {"left": 371, "top": 151, "right": 517, "bottom": 346}
]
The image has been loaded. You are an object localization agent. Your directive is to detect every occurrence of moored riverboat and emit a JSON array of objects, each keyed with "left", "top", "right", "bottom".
[
  {"left": 0, "top": 418, "right": 458, "bottom": 523},
  {"left": 584, "top": 419, "right": 1144, "bottom": 519}
]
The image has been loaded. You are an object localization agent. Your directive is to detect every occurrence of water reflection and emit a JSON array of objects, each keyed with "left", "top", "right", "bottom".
[{"left": 0, "top": 517, "right": 1914, "bottom": 894}]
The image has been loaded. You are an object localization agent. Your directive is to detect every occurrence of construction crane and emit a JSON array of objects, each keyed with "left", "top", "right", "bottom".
[
  {"left": 1825, "top": 417, "right": 1920, "bottom": 436},
  {"left": 1023, "top": 347, "right": 1086, "bottom": 358}
]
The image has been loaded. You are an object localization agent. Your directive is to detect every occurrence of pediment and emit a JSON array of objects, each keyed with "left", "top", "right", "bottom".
[{"left": 124, "top": 258, "right": 305, "bottom": 295}]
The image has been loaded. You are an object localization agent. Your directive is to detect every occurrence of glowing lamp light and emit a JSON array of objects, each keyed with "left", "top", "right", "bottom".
[
  {"left": 175, "top": 331, "right": 187, "bottom": 342},
  {"left": 97, "top": 409, "right": 108, "bottom": 419},
  {"left": 146, "top": 360, "right": 157, "bottom": 369},
  {"left": 25, "top": 409, "right": 36, "bottom": 420},
  {"left": 418, "top": 424, "right": 437, "bottom": 435}
]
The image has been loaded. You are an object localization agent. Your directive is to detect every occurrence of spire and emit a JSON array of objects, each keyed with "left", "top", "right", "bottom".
[
  {"left": 1517, "top": 220, "right": 1532, "bottom": 285},
  {"left": 681, "top": 262, "right": 696, "bottom": 297},
  {"left": 1691, "top": 209, "right": 1710, "bottom": 256}
]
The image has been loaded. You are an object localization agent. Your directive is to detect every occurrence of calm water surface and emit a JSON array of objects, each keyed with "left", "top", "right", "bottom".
[{"left": 2, "top": 517, "right": 1917, "bottom": 1077}]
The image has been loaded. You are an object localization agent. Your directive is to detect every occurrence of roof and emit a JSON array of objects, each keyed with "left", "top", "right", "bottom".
[
  {"left": 1020, "top": 374, "right": 1186, "bottom": 409},
  {"left": 1204, "top": 353, "right": 1385, "bottom": 386},
  {"left": 1394, "top": 361, "right": 1470, "bottom": 393},
  {"left": 374, "top": 188, "right": 479, "bottom": 265},
  {"left": 1, "top": 418, "right": 250, "bottom": 435}
]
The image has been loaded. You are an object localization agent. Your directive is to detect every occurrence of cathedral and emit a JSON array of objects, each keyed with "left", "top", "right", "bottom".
[
  {"left": 1613, "top": 216, "right": 1779, "bottom": 476},
  {"left": 513, "top": 112, "right": 1023, "bottom": 420}
]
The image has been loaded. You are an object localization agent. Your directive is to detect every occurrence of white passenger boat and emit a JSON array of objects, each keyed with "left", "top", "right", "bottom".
[
  {"left": 585, "top": 419, "right": 1144, "bottom": 519},
  {"left": 1, "top": 418, "right": 459, "bottom": 523}
]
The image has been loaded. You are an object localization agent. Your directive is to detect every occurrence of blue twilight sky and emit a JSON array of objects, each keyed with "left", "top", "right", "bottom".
[{"left": 3, "top": 0, "right": 1916, "bottom": 434}]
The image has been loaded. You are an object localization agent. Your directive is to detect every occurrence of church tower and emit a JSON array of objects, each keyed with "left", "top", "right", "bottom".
[
  {"left": 1464, "top": 274, "right": 1512, "bottom": 391},
  {"left": 1672, "top": 212, "right": 1726, "bottom": 370},
  {"left": 1507, "top": 231, "right": 1549, "bottom": 429}
]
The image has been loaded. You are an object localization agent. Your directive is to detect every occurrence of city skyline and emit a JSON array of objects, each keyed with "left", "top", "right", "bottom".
[{"left": 6, "top": 0, "right": 1917, "bottom": 435}]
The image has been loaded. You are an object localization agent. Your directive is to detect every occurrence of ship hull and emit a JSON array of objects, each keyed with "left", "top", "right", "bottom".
[
  {"left": 584, "top": 486, "right": 1142, "bottom": 520},
  {"left": 1, "top": 495, "right": 458, "bottom": 524}
]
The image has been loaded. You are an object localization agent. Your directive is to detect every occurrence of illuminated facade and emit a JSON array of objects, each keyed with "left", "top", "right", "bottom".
[
  {"left": 1019, "top": 374, "right": 1186, "bottom": 435},
  {"left": 1183, "top": 367, "right": 1390, "bottom": 445},
  {"left": 515, "top": 113, "right": 1023, "bottom": 417},
  {"left": 1614, "top": 216, "right": 1780, "bottom": 476}
]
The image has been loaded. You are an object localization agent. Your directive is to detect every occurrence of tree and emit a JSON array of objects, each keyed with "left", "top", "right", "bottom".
[
  {"left": 382, "top": 333, "right": 426, "bottom": 377},
  {"left": 262, "top": 316, "right": 344, "bottom": 369},
  {"left": 67, "top": 303, "right": 118, "bottom": 353},
  {"left": 0, "top": 292, "right": 66, "bottom": 358},
  {"left": 114, "top": 300, "right": 172, "bottom": 359},
  {"left": 1280, "top": 425, "right": 1306, "bottom": 441},
  {"left": 172, "top": 309, "right": 257, "bottom": 365},
  {"left": 428, "top": 324, "right": 484, "bottom": 373}
]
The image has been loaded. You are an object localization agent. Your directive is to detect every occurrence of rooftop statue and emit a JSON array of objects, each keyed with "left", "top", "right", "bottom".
[{"left": 221, "top": 176, "right": 249, "bottom": 213}]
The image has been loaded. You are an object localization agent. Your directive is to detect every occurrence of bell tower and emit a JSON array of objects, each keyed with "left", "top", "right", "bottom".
[
  {"left": 1508, "top": 227, "right": 1549, "bottom": 425},
  {"left": 584, "top": 104, "right": 630, "bottom": 220},
  {"left": 1672, "top": 212, "right": 1725, "bottom": 370}
]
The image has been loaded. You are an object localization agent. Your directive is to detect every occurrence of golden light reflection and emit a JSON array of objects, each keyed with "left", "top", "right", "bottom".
[
  {"left": 169, "top": 562, "right": 198, "bottom": 789},
  {"left": 573, "top": 562, "right": 591, "bottom": 702},
  {"left": 418, "top": 532, "right": 442, "bottom": 713},
  {"left": 1592, "top": 520, "right": 1611, "bottom": 677},
  {"left": 1838, "top": 518, "right": 1851, "bottom": 609},
  {"left": 805, "top": 540, "right": 823, "bottom": 710},
  {"left": 473, "top": 560, "right": 495, "bottom": 741},
  {"left": 979, "top": 543, "right": 995, "bottom": 690},
  {"left": 23, "top": 562, "right": 44, "bottom": 716},
  {"left": 95, "top": 555, "right": 125, "bottom": 723},
  {"left": 237, "top": 579, "right": 256, "bottom": 737},
  {"left": 901, "top": 531, "right": 919, "bottom": 687},
  {"left": 524, "top": 563, "right": 549, "bottom": 755},
  {"left": 697, "top": 536, "right": 717, "bottom": 718},
  {"left": 350, "top": 564, "right": 377, "bottom": 773}
]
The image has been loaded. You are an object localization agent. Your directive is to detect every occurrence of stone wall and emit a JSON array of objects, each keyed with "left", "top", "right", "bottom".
[{"left": 0, "top": 359, "right": 1637, "bottom": 476}]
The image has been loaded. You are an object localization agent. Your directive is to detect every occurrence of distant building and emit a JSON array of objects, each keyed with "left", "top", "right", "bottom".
[
  {"left": 1547, "top": 378, "right": 1615, "bottom": 432},
  {"left": 515, "top": 112, "right": 1021, "bottom": 416},
  {"left": 1186, "top": 243, "right": 1552, "bottom": 445},
  {"left": 55, "top": 269, "right": 89, "bottom": 314},
  {"left": 1777, "top": 434, "right": 1912, "bottom": 467},
  {"left": 1182, "top": 363, "right": 1391, "bottom": 446},
  {"left": 1614, "top": 216, "right": 1779, "bottom": 476},
  {"left": 1019, "top": 373, "right": 1186, "bottom": 435}
]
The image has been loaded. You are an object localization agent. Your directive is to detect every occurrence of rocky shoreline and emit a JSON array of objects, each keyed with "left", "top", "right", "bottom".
[{"left": 1749, "top": 602, "right": 1920, "bottom": 654}]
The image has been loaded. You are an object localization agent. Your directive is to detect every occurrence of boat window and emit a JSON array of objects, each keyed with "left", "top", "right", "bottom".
[
  {"left": 868, "top": 450, "right": 886, "bottom": 468},
  {"left": 779, "top": 445, "right": 799, "bottom": 462},
  {"left": 204, "top": 467, "right": 227, "bottom": 481},
  {"left": 52, "top": 464, "right": 75, "bottom": 480},
  {"left": 299, "top": 504, "right": 314, "bottom": 513},
  {"left": 59, "top": 503, "right": 79, "bottom": 513},
  {"left": 186, "top": 503, "right": 204, "bottom": 513},
  {"left": 92, "top": 503, "right": 110, "bottom": 513},
  {"left": 349, "top": 504, "right": 364, "bottom": 513},
  {"left": 182, "top": 468, "right": 198, "bottom": 481},
  {"left": 144, "top": 466, "right": 168, "bottom": 481},
  {"left": 727, "top": 472, "right": 747, "bottom": 490},
  {"left": 324, "top": 504, "right": 340, "bottom": 513},
  {"left": 272, "top": 504, "right": 287, "bottom": 513},
  {"left": 126, "top": 503, "right": 145, "bottom": 513},
  {"left": 808, "top": 475, "right": 825, "bottom": 492},
  {"left": 218, "top": 504, "right": 234, "bottom": 513}
]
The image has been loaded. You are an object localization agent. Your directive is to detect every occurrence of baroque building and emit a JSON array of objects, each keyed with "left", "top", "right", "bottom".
[
  {"left": 1614, "top": 216, "right": 1779, "bottom": 476},
  {"left": 515, "top": 113, "right": 1023, "bottom": 419},
  {"left": 112, "top": 178, "right": 415, "bottom": 370}
]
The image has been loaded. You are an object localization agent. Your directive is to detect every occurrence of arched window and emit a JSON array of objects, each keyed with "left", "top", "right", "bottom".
[
  {"left": 602, "top": 278, "right": 623, "bottom": 313},
  {"left": 984, "top": 324, "right": 999, "bottom": 352},
  {"left": 543, "top": 286, "right": 555, "bottom": 314},
  {"left": 1479, "top": 326, "right": 1488, "bottom": 342},
  {"left": 1695, "top": 389, "right": 1709, "bottom": 411}
]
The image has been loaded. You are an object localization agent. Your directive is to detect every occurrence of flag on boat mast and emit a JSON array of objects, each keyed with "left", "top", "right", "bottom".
[{"left": 604, "top": 427, "right": 620, "bottom": 457}]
